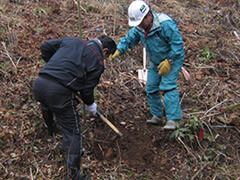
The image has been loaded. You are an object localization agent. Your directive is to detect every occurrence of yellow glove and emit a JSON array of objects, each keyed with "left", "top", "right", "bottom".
[
  {"left": 109, "top": 50, "right": 120, "bottom": 61},
  {"left": 158, "top": 59, "right": 171, "bottom": 76}
]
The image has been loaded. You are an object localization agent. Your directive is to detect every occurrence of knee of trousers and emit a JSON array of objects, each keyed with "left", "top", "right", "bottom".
[
  {"left": 146, "top": 87, "right": 159, "bottom": 96},
  {"left": 162, "top": 88, "right": 176, "bottom": 94}
]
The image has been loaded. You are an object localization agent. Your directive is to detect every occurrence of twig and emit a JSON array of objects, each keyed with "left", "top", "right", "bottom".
[
  {"left": 180, "top": 92, "right": 186, "bottom": 104},
  {"left": 198, "top": 82, "right": 210, "bottom": 97},
  {"left": 0, "top": 162, "right": 8, "bottom": 174},
  {"left": 200, "top": 112, "right": 222, "bottom": 120},
  {"left": 228, "top": 50, "right": 240, "bottom": 64},
  {"left": 116, "top": 140, "right": 121, "bottom": 166},
  {"left": 98, "top": 143, "right": 104, "bottom": 157},
  {"left": 203, "top": 98, "right": 228, "bottom": 116},
  {"left": 1, "top": 41, "right": 17, "bottom": 69},
  {"left": 16, "top": 56, "right": 22, "bottom": 66},
  {"left": 235, "top": 126, "right": 240, "bottom": 134},
  {"left": 195, "top": 134, "right": 204, "bottom": 150},
  {"left": 30, "top": 167, "right": 33, "bottom": 180},
  {"left": 33, "top": 157, "right": 47, "bottom": 179},
  {"left": 105, "top": 61, "right": 114, "bottom": 118},
  {"left": 211, "top": 125, "right": 240, "bottom": 134},
  {"left": 177, "top": 137, "right": 198, "bottom": 162},
  {"left": 191, "top": 162, "right": 209, "bottom": 180},
  {"left": 202, "top": 120, "right": 215, "bottom": 141},
  {"left": 210, "top": 125, "right": 236, "bottom": 128},
  {"left": 236, "top": 141, "right": 240, "bottom": 164},
  {"left": 73, "top": 0, "right": 86, "bottom": 13},
  {"left": 110, "top": 0, "right": 116, "bottom": 36},
  {"left": 233, "top": 31, "right": 240, "bottom": 40},
  {"left": 187, "top": 111, "right": 207, "bottom": 115}
]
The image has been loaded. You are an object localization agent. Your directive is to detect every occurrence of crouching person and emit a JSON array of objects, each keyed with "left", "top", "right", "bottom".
[{"left": 32, "top": 35, "right": 116, "bottom": 179}]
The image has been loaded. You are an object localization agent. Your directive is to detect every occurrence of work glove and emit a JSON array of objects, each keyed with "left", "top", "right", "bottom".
[
  {"left": 85, "top": 102, "right": 97, "bottom": 116},
  {"left": 109, "top": 50, "right": 120, "bottom": 61},
  {"left": 158, "top": 59, "right": 171, "bottom": 76}
]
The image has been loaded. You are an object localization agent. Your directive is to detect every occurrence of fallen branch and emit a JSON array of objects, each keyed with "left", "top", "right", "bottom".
[
  {"left": 0, "top": 162, "right": 8, "bottom": 174},
  {"left": 177, "top": 137, "right": 198, "bottom": 162},
  {"left": 200, "top": 112, "right": 222, "bottom": 120},
  {"left": 191, "top": 162, "right": 209, "bottom": 180},
  {"left": 116, "top": 140, "right": 122, "bottom": 166},
  {"left": 180, "top": 92, "right": 186, "bottom": 104},
  {"left": 203, "top": 98, "right": 228, "bottom": 116},
  {"left": 33, "top": 157, "right": 47, "bottom": 179},
  {"left": 30, "top": 167, "right": 33, "bottom": 180},
  {"left": 233, "top": 31, "right": 240, "bottom": 40},
  {"left": 1, "top": 41, "right": 17, "bottom": 69}
]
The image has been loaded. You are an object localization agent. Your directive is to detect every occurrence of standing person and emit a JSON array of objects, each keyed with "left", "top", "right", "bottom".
[
  {"left": 110, "top": 0, "right": 185, "bottom": 130},
  {"left": 33, "top": 35, "right": 116, "bottom": 180}
]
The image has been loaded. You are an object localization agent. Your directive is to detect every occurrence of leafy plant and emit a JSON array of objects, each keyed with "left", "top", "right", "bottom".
[
  {"left": 33, "top": 6, "right": 51, "bottom": 16},
  {"left": 169, "top": 115, "right": 205, "bottom": 141},
  {"left": 200, "top": 47, "right": 216, "bottom": 62},
  {"left": 127, "top": 172, "right": 133, "bottom": 178},
  {"left": 169, "top": 121, "right": 189, "bottom": 139}
]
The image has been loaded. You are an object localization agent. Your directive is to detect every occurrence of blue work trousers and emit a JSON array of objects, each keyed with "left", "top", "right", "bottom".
[{"left": 145, "top": 59, "right": 183, "bottom": 120}]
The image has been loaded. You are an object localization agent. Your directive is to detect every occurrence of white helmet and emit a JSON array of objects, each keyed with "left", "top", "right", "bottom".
[{"left": 128, "top": 0, "right": 150, "bottom": 27}]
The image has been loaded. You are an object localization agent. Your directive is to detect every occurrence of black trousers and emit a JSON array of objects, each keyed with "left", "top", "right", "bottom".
[{"left": 33, "top": 75, "right": 83, "bottom": 179}]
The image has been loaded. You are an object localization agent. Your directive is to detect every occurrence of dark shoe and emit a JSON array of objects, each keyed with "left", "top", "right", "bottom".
[
  {"left": 146, "top": 116, "right": 163, "bottom": 125},
  {"left": 163, "top": 120, "right": 177, "bottom": 130},
  {"left": 66, "top": 174, "right": 87, "bottom": 180},
  {"left": 67, "top": 154, "right": 87, "bottom": 180}
]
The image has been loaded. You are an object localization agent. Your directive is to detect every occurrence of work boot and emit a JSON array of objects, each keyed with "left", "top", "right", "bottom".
[
  {"left": 163, "top": 120, "right": 177, "bottom": 130},
  {"left": 66, "top": 154, "right": 87, "bottom": 180},
  {"left": 146, "top": 116, "right": 163, "bottom": 125}
]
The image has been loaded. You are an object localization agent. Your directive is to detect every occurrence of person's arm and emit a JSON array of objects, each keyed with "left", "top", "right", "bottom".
[
  {"left": 161, "top": 21, "right": 184, "bottom": 60},
  {"left": 79, "top": 88, "right": 94, "bottom": 105},
  {"left": 40, "top": 38, "right": 62, "bottom": 63},
  {"left": 78, "top": 66, "right": 103, "bottom": 105},
  {"left": 110, "top": 28, "right": 140, "bottom": 61},
  {"left": 117, "top": 27, "right": 141, "bottom": 54}
]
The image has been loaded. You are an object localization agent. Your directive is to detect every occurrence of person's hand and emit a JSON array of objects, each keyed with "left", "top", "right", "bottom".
[
  {"left": 109, "top": 50, "right": 120, "bottom": 61},
  {"left": 85, "top": 102, "right": 97, "bottom": 115},
  {"left": 158, "top": 59, "right": 171, "bottom": 76}
]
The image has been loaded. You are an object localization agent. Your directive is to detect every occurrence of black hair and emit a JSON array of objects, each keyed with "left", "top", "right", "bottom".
[{"left": 97, "top": 35, "right": 116, "bottom": 55}]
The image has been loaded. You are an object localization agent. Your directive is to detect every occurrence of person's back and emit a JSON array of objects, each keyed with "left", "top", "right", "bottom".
[{"left": 40, "top": 37, "right": 105, "bottom": 92}]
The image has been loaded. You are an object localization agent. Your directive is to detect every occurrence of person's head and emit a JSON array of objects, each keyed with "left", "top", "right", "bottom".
[
  {"left": 97, "top": 35, "right": 116, "bottom": 59},
  {"left": 128, "top": 0, "right": 151, "bottom": 29}
]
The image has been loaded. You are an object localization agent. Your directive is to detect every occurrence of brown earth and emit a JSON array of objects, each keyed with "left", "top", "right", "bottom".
[{"left": 0, "top": 0, "right": 240, "bottom": 179}]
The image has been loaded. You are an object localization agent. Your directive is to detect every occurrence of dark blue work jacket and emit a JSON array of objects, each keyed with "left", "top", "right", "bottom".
[{"left": 39, "top": 37, "right": 104, "bottom": 105}]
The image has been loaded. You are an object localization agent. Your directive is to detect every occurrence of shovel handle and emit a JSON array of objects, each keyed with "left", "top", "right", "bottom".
[
  {"left": 143, "top": 47, "right": 147, "bottom": 69},
  {"left": 96, "top": 111, "right": 123, "bottom": 137}
]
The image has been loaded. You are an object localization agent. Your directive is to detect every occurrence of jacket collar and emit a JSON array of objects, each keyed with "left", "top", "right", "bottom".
[{"left": 91, "top": 38, "right": 103, "bottom": 49}]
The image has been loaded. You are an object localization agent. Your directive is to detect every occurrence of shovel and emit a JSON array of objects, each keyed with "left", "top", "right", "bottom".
[
  {"left": 136, "top": 47, "right": 191, "bottom": 83},
  {"left": 137, "top": 47, "right": 148, "bottom": 84},
  {"left": 96, "top": 111, "right": 123, "bottom": 137},
  {"left": 74, "top": 92, "right": 123, "bottom": 137}
]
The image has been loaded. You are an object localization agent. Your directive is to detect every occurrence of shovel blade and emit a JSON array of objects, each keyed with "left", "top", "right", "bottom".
[{"left": 137, "top": 69, "right": 148, "bottom": 84}]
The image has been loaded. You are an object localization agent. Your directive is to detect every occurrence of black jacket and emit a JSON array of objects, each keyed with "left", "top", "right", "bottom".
[{"left": 39, "top": 37, "right": 104, "bottom": 105}]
